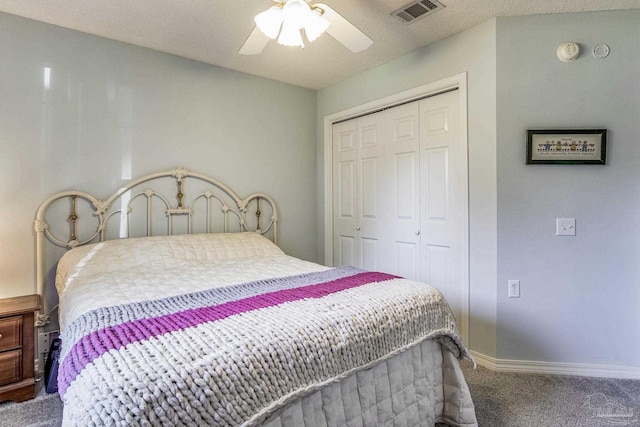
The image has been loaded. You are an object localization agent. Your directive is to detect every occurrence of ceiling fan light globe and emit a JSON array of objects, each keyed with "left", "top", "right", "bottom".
[
  {"left": 282, "top": 0, "right": 310, "bottom": 29},
  {"left": 278, "top": 18, "right": 305, "bottom": 47},
  {"left": 304, "top": 11, "right": 329, "bottom": 42},
  {"left": 255, "top": 6, "right": 283, "bottom": 39}
]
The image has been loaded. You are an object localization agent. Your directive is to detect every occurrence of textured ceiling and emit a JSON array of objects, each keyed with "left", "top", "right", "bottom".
[{"left": 0, "top": 0, "right": 638, "bottom": 90}]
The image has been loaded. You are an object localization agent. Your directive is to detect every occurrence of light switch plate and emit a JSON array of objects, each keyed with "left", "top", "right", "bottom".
[{"left": 556, "top": 218, "right": 576, "bottom": 236}]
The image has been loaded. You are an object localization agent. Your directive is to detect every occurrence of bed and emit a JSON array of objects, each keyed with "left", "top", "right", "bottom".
[{"left": 35, "top": 167, "right": 477, "bottom": 427}]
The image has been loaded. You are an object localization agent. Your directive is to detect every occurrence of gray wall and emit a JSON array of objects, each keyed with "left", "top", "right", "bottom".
[
  {"left": 0, "top": 12, "right": 318, "bottom": 300},
  {"left": 317, "top": 20, "right": 498, "bottom": 358},
  {"left": 496, "top": 10, "right": 640, "bottom": 367}
]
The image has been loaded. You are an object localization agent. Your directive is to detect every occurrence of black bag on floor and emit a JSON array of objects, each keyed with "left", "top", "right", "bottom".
[{"left": 44, "top": 338, "right": 61, "bottom": 394}]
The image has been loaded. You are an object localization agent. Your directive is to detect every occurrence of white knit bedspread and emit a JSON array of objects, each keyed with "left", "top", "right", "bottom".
[
  {"left": 55, "top": 233, "right": 328, "bottom": 330},
  {"left": 56, "top": 233, "right": 477, "bottom": 426}
]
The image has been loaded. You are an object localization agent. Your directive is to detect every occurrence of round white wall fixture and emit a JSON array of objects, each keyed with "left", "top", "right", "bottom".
[
  {"left": 557, "top": 42, "right": 580, "bottom": 62},
  {"left": 593, "top": 44, "right": 610, "bottom": 58}
]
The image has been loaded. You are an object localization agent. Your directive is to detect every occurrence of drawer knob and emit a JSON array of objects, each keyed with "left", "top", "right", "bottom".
[{"left": 0, "top": 333, "right": 3, "bottom": 339}]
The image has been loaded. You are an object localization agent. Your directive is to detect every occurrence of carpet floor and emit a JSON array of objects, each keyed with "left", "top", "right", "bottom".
[
  {"left": 459, "top": 360, "right": 640, "bottom": 426},
  {"left": 0, "top": 380, "right": 62, "bottom": 427},
  {"left": 1, "top": 362, "right": 638, "bottom": 426}
]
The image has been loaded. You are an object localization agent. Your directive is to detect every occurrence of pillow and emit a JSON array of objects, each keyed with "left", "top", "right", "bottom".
[{"left": 55, "top": 232, "right": 283, "bottom": 295}]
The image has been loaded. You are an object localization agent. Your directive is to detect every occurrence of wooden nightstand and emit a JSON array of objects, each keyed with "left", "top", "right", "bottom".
[{"left": 0, "top": 294, "right": 40, "bottom": 403}]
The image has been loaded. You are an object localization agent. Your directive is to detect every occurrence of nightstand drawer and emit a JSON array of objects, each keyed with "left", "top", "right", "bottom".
[
  {"left": 0, "top": 295, "right": 38, "bottom": 403},
  {"left": 0, "top": 350, "right": 22, "bottom": 386},
  {"left": 0, "top": 316, "right": 22, "bottom": 352}
]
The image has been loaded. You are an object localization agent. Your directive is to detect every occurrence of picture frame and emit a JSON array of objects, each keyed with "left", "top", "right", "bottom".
[{"left": 526, "top": 129, "right": 607, "bottom": 165}]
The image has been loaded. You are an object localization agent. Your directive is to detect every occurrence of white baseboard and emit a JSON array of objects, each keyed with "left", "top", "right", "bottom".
[{"left": 469, "top": 350, "right": 640, "bottom": 380}]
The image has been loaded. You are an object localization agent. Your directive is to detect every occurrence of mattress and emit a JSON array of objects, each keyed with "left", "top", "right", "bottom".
[{"left": 55, "top": 232, "right": 477, "bottom": 426}]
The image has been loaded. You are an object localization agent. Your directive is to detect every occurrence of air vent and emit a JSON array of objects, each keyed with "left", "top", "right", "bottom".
[{"left": 392, "top": 0, "right": 445, "bottom": 24}]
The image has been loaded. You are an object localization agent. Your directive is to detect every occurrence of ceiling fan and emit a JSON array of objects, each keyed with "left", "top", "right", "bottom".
[{"left": 240, "top": 0, "right": 373, "bottom": 55}]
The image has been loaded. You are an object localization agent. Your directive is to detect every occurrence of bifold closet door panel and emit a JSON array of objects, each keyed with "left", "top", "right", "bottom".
[
  {"left": 332, "top": 119, "right": 358, "bottom": 268},
  {"left": 355, "top": 111, "right": 388, "bottom": 272},
  {"left": 418, "top": 90, "right": 465, "bottom": 324},
  {"left": 384, "top": 102, "right": 421, "bottom": 281}
]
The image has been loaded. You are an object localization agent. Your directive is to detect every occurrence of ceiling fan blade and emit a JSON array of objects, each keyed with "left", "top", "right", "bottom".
[
  {"left": 239, "top": 26, "right": 270, "bottom": 55},
  {"left": 315, "top": 3, "right": 373, "bottom": 53}
]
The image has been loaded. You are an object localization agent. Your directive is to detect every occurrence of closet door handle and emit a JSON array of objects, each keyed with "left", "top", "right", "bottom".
[
  {"left": 356, "top": 226, "right": 361, "bottom": 231},
  {"left": 415, "top": 230, "right": 421, "bottom": 236}
]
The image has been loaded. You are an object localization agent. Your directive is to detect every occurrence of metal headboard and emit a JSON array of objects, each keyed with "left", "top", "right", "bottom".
[{"left": 34, "top": 166, "right": 278, "bottom": 326}]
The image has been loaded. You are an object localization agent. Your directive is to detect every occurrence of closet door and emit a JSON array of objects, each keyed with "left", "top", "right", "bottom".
[
  {"left": 332, "top": 120, "right": 358, "bottom": 267},
  {"left": 332, "top": 112, "right": 388, "bottom": 271},
  {"left": 356, "top": 111, "right": 387, "bottom": 272},
  {"left": 329, "top": 83, "right": 468, "bottom": 343},
  {"left": 384, "top": 102, "right": 421, "bottom": 280},
  {"left": 419, "top": 90, "right": 465, "bottom": 324}
]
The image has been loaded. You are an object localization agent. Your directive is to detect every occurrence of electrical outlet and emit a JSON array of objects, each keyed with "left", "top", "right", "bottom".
[
  {"left": 508, "top": 280, "right": 520, "bottom": 298},
  {"left": 38, "top": 332, "right": 50, "bottom": 354}
]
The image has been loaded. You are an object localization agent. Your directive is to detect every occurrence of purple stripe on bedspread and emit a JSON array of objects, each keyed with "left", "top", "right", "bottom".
[
  {"left": 59, "top": 270, "right": 397, "bottom": 397},
  {"left": 65, "top": 267, "right": 362, "bottom": 337}
]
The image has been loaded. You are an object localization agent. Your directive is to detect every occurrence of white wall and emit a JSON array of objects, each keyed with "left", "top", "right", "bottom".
[
  {"left": 0, "top": 12, "right": 318, "bottom": 300},
  {"left": 317, "top": 20, "right": 498, "bottom": 357},
  {"left": 496, "top": 10, "right": 640, "bottom": 367}
]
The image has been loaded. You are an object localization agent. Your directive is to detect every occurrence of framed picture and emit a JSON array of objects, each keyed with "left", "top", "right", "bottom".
[{"left": 526, "top": 129, "right": 607, "bottom": 164}]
